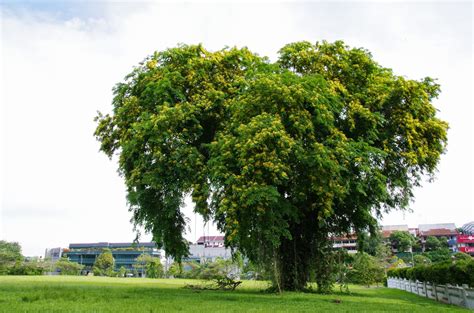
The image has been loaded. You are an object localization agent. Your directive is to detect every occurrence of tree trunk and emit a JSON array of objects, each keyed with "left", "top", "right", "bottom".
[{"left": 277, "top": 227, "right": 312, "bottom": 291}]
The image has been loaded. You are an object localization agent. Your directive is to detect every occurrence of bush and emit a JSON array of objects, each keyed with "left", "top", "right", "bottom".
[
  {"left": 387, "top": 258, "right": 474, "bottom": 287},
  {"left": 453, "top": 252, "right": 472, "bottom": 261},
  {"left": 134, "top": 255, "right": 164, "bottom": 278},
  {"left": 118, "top": 266, "right": 127, "bottom": 277},
  {"left": 56, "top": 258, "right": 84, "bottom": 275},
  {"left": 413, "top": 254, "right": 431, "bottom": 266},
  {"left": 8, "top": 261, "right": 46, "bottom": 275},
  {"left": 348, "top": 252, "right": 385, "bottom": 287},
  {"left": 423, "top": 248, "right": 451, "bottom": 263}
]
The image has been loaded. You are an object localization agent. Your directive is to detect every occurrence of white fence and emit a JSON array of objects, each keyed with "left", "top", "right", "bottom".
[{"left": 387, "top": 277, "right": 474, "bottom": 310}]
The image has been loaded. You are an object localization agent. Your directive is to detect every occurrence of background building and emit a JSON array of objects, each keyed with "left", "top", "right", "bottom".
[
  {"left": 381, "top": 225, "right": 409, "bottom": 239},
  {"left": 186, "top": 236, "right": 232, "bottom": 262},
  {"left": 458, "top": 222, "right": 474, "bottom": 255},
  {"left": 44, "top": 247, "right": 63, "bottom": 262},
  {"left": 331, "top": 222, "right": 473, "bottom": 255},
  {"left": 417, "top": 223, "right": 458, "bottom": 252},
  {"left": 65, "top": 242, "right": 162, "bottom": 273},
  {"left": 332, "top": 235, "right": 358, "bottom": 254}
]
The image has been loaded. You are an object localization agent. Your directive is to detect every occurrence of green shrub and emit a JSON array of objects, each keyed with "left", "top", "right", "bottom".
[
  {"left": 348, "top": 252, "right": 385, "bottom": 287},
  {"left": 56, "top": 258, "right": 84, "bottom": 275},
  {"left": 388, "top": 259, "right": 474, "bottom": 287},
  {"left": 134, "top": 255, "right": 163, "bottom": 278},
  {"left": 8, "top": 262, "right": 45, "bottom": 275}
]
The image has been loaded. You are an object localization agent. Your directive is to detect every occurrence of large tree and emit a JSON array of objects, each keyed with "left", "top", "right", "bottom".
[{"left": 95, "top": 41, "right": 448, "bottom": 291}]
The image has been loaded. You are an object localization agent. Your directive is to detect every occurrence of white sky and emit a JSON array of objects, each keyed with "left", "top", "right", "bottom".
[{"left": 1, "top": 1, "right": 472, "bottom": 256}]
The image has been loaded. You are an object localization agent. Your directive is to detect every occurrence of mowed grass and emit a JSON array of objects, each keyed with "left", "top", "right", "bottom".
[{"left": 0, "top": 276, "right": 468, "bottom": 312}]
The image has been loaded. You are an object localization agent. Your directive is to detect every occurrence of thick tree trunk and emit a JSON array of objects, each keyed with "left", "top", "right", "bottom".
[
  {"left": 277, "top": 227, "right": 312, "bottom": 291},
  {"left": 275, "top": 219, "right": 333, "bottom": 292}
]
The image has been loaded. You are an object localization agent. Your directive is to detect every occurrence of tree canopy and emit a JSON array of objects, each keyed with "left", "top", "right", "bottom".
[
  {"left": 93, "top": 249, "right": 115, "bottom": 276},
  {"left": 425, "top": 236, "right": 442, "bottom": 251},
  {"left": 0, "top": 241, "right": 23, "bottom": 275},
  {"left": 95, "top": 41, "right": 448, "bottom": 291},
  {"left": 134, "top": 254, "right": 163, "bottom": 278},
  {"left": 389, "top": 231, "right": 417, "bottom": 252},
  {"left": 56, "top": 257, "right": 84, "bottom": 275}
]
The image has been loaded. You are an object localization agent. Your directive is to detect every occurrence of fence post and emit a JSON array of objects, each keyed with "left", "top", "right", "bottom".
[
  {"left": 446, "top": 285, "right": 451, "bottom": 304},
  {"left": 433, "top": 283, "right": 438, "bottom": 301},
  {"left": 461, "top": 286, "right": 467, "bottom": 307}
]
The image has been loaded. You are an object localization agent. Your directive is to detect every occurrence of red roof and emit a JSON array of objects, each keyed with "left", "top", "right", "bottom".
[
  {"left": 196, "top": 236, "right": 225, "bottom": 243},
  {"left": 419, "top": 228, "right": 458, "bottom": 237}
]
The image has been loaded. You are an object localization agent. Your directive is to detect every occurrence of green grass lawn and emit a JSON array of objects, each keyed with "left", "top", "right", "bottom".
[{"left": 0, "top": 276, "right": 468, "bottom": 312}]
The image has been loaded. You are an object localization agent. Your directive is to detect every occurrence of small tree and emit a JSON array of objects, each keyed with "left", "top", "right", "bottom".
[
  {"left": 425, "top": 236, "right": 441, "bottom": 251},
  {"left": 56, "top": 257, "right": 84, "bottom": 275},
  {"left": 389, "top": 231, "right": 416, "bottom": 252},
  {"left": 146, "top": 258, "right": 164, "bottom": 278},
  {"left": 93, "top": 249, "right": 115, "bottom": 276},
  {"left": 134, "top": 254, "right": 164, "bottom": 278},
  {"left": 350, "top": 252, "right": 385, "bottom": 287},
  {"left": 167, "top": 262, "right": 184, "bottom": 278},
  {"left": 118, "top": 266, "right": 127, "bottom": 277}
]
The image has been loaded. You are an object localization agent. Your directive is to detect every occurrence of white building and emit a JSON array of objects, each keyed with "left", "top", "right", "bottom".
[{"left": 186, "top": 236, "right": 232, "bottom": 262}]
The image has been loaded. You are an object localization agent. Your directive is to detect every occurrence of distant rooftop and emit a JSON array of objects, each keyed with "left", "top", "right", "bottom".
[
  {"left": 419, "top": 228, "right": 458, "bottom": 237},
  {"left": 381, "top": 225, "right": 409, "bottom": 231},
  {"left": 462, "top": 222, "right": 474, "bottom": 234},
  {"left": 196, "top": 236, "right": 224, "bottom": 244},
  {"left": 69, "top": 242, "right": 156, "bottom": 249},
  {"left": 418, "top": 223, "right": 457, "bottom": 231}
]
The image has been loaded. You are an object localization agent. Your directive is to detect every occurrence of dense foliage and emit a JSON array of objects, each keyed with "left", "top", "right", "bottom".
[
  {"left": 93, "top": 250, "right": 115, "bottom": 276},
  {"left": 389, "top": 231, "right": 416, "bottom": 252},
  {"left": 0, "top": 241, "right": 46, "bottom": 275},
  {"left": 0, "top": 241, "right": 23, "bottom": 275},
  {"left": 388, "top": 258, "right": 474, "bottom": 287},
  {"left": 348, "top": 252, "right": 385, "bottom": 287},
  {"left": 169, "top": 258, "right": 240, "bottom": 281},
  {"left": 56, "top": 258, "right": 84, "bottom": 275},
  {"left": 95, "top": 41, "right": 448, "bottom": 291},
  {"left": 425, "top": 236, "right": 448, "bottom": 251},
  {"left": 134, "top": 254, "right": 164, "bottom": 278},
  {"left": 7, "top": 262, "right": 46, "bottom": 276}
]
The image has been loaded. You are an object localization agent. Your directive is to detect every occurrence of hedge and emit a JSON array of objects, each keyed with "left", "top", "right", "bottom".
[{"left": 387, "top": 259, "right": 474, "bottom": 287}]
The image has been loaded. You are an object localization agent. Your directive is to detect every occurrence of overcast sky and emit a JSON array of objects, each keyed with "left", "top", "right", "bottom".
[{"left": 1, "top": 1, "right": 472, "bottom": 256}]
